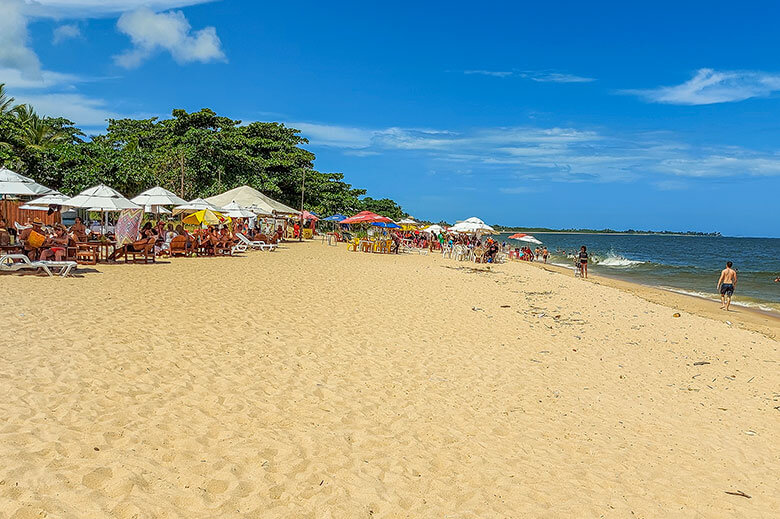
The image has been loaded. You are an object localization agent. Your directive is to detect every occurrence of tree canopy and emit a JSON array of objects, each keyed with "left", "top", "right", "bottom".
[{"left": 0, "top": 84, "right": 407, "bottom": 220}]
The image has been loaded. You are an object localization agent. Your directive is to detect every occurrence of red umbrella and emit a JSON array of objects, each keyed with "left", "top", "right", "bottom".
[
  {"left": 340, "top": 210, "right": 394, "bottom": 224},
  {"left": 507, "top": 233, "right": 528, "bottom": 239}
]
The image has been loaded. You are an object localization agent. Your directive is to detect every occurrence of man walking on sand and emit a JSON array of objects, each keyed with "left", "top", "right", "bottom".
[{"left": 717, "top": 261, "right": 738, "bottom": 311}]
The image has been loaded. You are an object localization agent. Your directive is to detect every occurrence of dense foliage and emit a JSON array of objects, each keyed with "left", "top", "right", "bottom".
[{"left": 0, "top": 84, "right": 407, "bottom": 220}]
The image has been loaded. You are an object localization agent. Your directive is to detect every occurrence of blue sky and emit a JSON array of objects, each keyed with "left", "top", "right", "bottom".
[{"left": 2, "top": 0, "right": 780, "bottom": 236}]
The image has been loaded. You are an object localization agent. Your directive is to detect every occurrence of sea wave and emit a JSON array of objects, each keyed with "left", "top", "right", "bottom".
[
  {"left": 659, "top": 286, "right": 780, "bottom": 313},
  {"left": 593, "top": 253, "right": 645, "bottom": 268}
]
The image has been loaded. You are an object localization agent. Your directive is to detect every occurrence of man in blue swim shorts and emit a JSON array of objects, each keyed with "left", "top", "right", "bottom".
[{"left": 717, "top": 261, "right": 737, "bottom": 311}]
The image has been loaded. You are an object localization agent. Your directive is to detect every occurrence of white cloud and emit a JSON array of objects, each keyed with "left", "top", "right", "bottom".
[
  {"left": 0, "top": 0, "right": 223, "bottom": 93},
  {"left": 625, "top": 68, "right": 780, "bottom": 105},
  {"left": 464, "top": 70, "right": 513, "bottom": 78},
  {"left": 0, "top": 0, "right": 42, "bottom": 78},
  {"left": 343, "top": 150, "right": 380, "bottom": 157},
  {"left": 290, "top": 120, "right": 780, "bottom": 183},
  {"left": 518, "top": 71, "right": 595, "bottom": 83},
  {"left": 52, "top": 23, "right": 81, "bottom": 44},
  {"left": 463, "top": 69, "right": 595, "bottom": 83},
  {"left": 114, "top": 7, "right": 225, "bottom": 68},
  {"left": 24, "top": 1, "right": 215, "bottom": 17},
  {"left": 12, "top": 91, "right": 121, "bottom": 127},
  {"left": 293, "top": 122, "right": 599, "bottom": 153},
  {"left": 0, "top": 66, "right": 83, "bottom": 88},
  {"left": 290, "top": 122, "right": 375, "bottom": 149}
]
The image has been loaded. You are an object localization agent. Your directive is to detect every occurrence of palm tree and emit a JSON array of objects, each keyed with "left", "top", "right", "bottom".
[
  {"left": 13, "top": 106, "right": 69, "bottom": 151},
  {"left": 11, "top": 104, "right": 35, "bottom": 126},
  {"left": 0, "top": 83, "right": 16, "bottom": 114}
]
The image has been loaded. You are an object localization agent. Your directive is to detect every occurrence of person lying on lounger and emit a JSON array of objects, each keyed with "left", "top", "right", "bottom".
[{"left": 107, "top": 237, "right": 156, "bottom": 261}]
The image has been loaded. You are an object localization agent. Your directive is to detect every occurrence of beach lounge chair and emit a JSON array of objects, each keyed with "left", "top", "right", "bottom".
[
  {"left": 0, "top": 254, "right": 77, "bottom": 277},
  {"left": 231, "top": 241, "right": 248, "bottom": 254},
  {"left": 1, "top": 254, "right": 52, "bottom": 276},
  {"left": 116, "top": 239, "right": 156, "bottom": 264},
  {"left": 237, "top": 233, "right": 276, "bottom": 251}
]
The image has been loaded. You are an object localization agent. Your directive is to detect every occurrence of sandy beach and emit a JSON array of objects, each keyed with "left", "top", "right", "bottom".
[{"left": 1, "top": 242, "right": 778, "bottom": 518}]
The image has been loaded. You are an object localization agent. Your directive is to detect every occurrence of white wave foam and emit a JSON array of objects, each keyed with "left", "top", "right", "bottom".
[
  {"left": 660, "top": 287, "right": 780, "bottom": 313},
  {"left": 595, "top": 254, "right": 644, "bottom": 267}
]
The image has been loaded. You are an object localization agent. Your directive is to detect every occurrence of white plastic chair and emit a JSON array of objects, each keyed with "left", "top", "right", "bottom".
[{"left": 237, "top": 233, "right": 276, "bottom": 251}]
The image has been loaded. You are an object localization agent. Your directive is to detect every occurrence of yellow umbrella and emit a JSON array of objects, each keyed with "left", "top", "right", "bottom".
[{"left": 181, "top": 209, "right": 231, "bottom": 226}]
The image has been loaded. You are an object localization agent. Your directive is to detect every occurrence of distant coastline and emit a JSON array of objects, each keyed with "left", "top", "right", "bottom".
[{"left": 491, "top": 227, "right": 721, "bottom": 237}]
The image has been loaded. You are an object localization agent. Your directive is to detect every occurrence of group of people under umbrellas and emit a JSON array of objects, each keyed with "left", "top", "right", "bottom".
[{"left": 1, "top": 216, "right": 89, "bottom": 262}]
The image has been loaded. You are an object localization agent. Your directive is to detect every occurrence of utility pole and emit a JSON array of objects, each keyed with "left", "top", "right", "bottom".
[{"left": 299, "top": 167, "right": 307, "bottom": 242}]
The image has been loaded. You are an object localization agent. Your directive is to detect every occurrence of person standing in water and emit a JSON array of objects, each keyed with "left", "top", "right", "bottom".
[
  {"left": 717, "top": 261, "right": 738, "bottom": 311},
  {"left": 578, "top": 246, "right": 589, "bottom": 279}
]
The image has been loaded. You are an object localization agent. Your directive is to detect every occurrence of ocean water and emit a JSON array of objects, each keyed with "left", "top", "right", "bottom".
[{"left": 497, "top": 233, "right": 780, "bottom": 313}]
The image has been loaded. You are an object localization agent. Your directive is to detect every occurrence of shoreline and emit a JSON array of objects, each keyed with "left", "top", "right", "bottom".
[
  {"left": 503, "top": 231, "right": 721, "bottom": 237},
  {"left": 517, "top": 259, "right": 780, "bottom": 340}
]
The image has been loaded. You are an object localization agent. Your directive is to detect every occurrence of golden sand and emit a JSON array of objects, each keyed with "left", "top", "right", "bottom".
[{"left": 0, "top": 242, "right": 778, "bottom": 518}]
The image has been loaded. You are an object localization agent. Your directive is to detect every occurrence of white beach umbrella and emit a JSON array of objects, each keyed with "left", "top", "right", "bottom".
[
  {"left": 62, "top": 184, "right": 140, "bottom": 234},
  {"left": 144, "top": 205, "right": 171, "bottom": 214},
  {"left": 22, "top": 191, "right": 70, "bottom": 209},
  {"left": 131, "top": 186, "right": 187, "bottom": 208},
  {"left": 62, "top": 184, "right": 140, "bottom": 211},
  {"left": 398, "top": 218, "right": 418, "bottom": 225},
  {"left": 20, "top": 192, "right": 71, "bottom": 208},
  {"left": 423, "top": 224, "right": 445, "bottom": 234},
  {"left": 173, "top": 197, "right": 219, "bottom": 215},
  {"left": 205, "top": 185, "right": 299, "bottom": 216},
  {"left": 0, "top": 167, "right": 54, "bottom": 197},
  {"left": 220, "top": 201, "right": 256, "bottom": 218},
  {"left": 17, "top": 204, "right": 48, "bottom": 211},
  {"left": 244, "top": 204, "right": 273, "bottom": 217},
  {"left": 449, "top": 216, "right": 496, "bottom": 234}
]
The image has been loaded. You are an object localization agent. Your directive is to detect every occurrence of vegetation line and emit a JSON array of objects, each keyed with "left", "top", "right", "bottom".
[{"left": 0, "top": 83, "right": 406, "bottom": 220}]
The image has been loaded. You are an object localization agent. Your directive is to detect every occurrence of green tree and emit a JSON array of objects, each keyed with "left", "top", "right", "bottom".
[
  {"left": 15, "top": 110, "right": 71, "bottom": 152},
  {"left": 360, "top": 197, "right": 407, "bottom": 221},
  {"left": 0, "top": 85, "right": 408, "bottom": 218},
  {"left": 0, "top": 84, "right": 16, "bottom": 115}
]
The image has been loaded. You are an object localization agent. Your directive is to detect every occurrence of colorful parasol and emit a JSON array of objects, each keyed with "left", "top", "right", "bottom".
[
  {"left": 340, "top": 211, "right": 395, "bottom": 225},
  {"left": 181, "top": 209, "right": 230, "bottom": 226}
]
